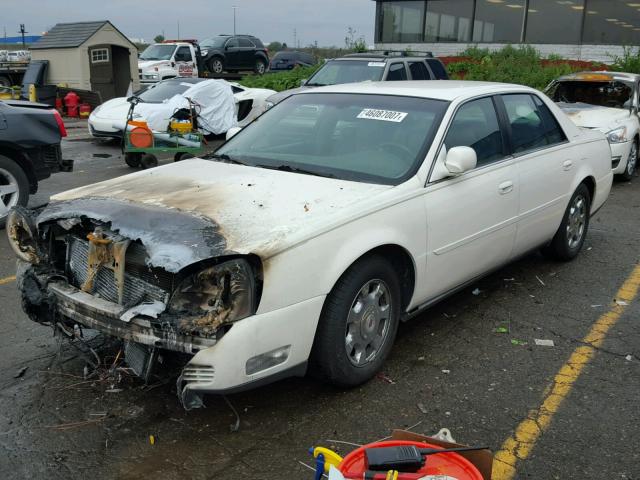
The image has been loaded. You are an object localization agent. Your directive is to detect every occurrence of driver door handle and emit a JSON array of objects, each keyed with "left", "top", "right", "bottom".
[
  {"left": 498, "top": 181, "right": 514, "bottom": 195},
  {"left": 563, "top": 160, "right": 573, "bottom": 171}
]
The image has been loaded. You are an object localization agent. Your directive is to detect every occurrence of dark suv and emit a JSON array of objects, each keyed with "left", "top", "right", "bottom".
[
  {"left": 0, "top": 100, "right": 71, "bottom": 227},
  {"left": 266, "top": 51, "right": 449, "bottom": 106},
  {"left": 200, "top": 35, "right": 269, "bottom": 75}
]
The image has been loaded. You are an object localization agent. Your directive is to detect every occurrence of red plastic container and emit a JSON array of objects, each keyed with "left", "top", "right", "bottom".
[
  {"left": 79, "top": 103, "right": 91, "bottom": 118},
  {"left": 339, "top": 440, "right": 483, "bottom": 480},
  {"left": 64, "top": 91, "right": 80, "bottom": 117}
]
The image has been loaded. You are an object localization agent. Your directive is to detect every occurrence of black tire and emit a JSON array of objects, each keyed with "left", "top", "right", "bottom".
[
  {"left": 542, "top": 183, "right": 591, "bottom": 261},
  {"left": 254, "top": 59, "right": 267, "bottom": 75},
  {"left": 309, "top": 255, "right": 401, "bottom": 387},
  {"left": 0, "top": 154, "right": 30, "bottom": 229},
  {"left": 208, "top": 57, "right": 224, "bottom": 75},
  {"left": 139, "top": 153, "right": 158, "bottom": 170},
  {"left": 174, "top": 152, "right": 195, "bottom": 162},
  {"left": 620, "top": 139, "right": 638, "bottom": 181},
  {"left": 124, "top": 152, "right": 141, "bottom": 168}
]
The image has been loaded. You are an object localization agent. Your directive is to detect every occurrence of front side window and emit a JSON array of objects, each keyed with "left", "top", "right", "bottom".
[
  {"left": 214, "top": 93, "right": 448, "bottom": 185},
  {"left": 387, "top": 63, "right": 408, "bottom": 81},
  {"left": 444, "top": 97, "right": 505, "bottom": 168},
  {"left": 502, "top": 94, "right": 551, "bottom": 154},
  {"left": 306, "top": 60, "right": 386, "bottom": 87},
  {"left": 175, "top": 46, "right": 192, "bottom": 62}
]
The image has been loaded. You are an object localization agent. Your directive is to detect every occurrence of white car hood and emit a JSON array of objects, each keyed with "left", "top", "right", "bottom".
[
  {"left": 138, "top": 60, "right": 170, "bottom": 71},
  {"left": 42, "top": 159, "right": 393, "bottom": 270},
  {"left": 557, "top": 102, "right": 632, "bottom": 132}
]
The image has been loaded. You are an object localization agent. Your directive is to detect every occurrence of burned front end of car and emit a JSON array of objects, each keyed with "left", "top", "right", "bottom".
[{"left": 7, "top": 198, "right": 261, "bottom": 407}]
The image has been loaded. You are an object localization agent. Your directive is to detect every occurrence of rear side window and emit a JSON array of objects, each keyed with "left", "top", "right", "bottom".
[
  {"left": 387, "top": 63, "right": 408, "bottom": 81},
  {"left": 532, "top": 95, "right": 567, "bottom": 145},
  {"left": 239, "top": 38, "right": 255, "bottom": 48},
  {"left": 444, "top": 97, "right": 505, "bottom": 168},
  {"left": 226, "top": 38, "right": 240, "bottom": 48},
  {"left": 426, "top": 59, "right": 448, "bottom": 79},
  {"left": 502, "top": 94, "right": 562, "bottom": 153},
  {"left": 409, "top": 61, "right": 430, "bottom": 80}
]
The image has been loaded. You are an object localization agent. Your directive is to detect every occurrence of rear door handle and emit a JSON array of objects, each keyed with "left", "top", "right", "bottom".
[
  {"left": 498, "top": 181, "right": 514, "bottom": 194},
  {"left": 563, "top": 160, "right": 573, "bottom": 171}
]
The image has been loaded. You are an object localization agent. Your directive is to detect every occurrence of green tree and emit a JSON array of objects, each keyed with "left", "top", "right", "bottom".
[
  {"left": 268, "top": 41, "right": 283, "bottom": 52},
  {"left": 154, "top": 34, "right": 165, "bottom": 43}
]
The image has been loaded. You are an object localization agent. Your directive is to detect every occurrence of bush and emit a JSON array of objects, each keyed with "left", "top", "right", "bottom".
[
  {"left": 239, "top": 65, "right": 321, "bottom": 92},
  {"left": 448, "top": 45, "right": 601, "bottom": 90},
  {"left": 611, "top": 46, "right": 640, "bottom": 73}
]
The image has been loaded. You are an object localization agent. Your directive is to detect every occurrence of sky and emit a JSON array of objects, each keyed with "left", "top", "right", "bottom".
[{"left": 3, "top": 0, "right": 375, "bottom": 47}]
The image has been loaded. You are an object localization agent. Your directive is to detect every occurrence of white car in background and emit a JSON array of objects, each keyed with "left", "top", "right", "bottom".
[
  {"left": 12, "top": 81, "right": 612, "bottom": 407},
  {"left": 88, "top": 77, "right": 275, "bottom": 138},
  {"left": 546, "top": 71, "right": 640, "bottom": 180}
]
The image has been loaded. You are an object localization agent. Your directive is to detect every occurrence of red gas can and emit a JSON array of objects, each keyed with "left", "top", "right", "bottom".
[
  {"left": 79, "top": 103, "right": 91, "bottom": 118},
  {"left": 64, "top": 91, "right": 80, "bottom": 117}
]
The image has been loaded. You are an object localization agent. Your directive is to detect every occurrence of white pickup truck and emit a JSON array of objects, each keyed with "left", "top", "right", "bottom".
[{"left": 138, "top": 40, "right": 200, "bottom": 85}]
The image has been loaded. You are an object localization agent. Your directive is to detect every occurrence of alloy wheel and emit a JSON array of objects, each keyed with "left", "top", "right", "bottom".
[
  {"left": 256, "top": 61, "right": 266, "bottom": 75},
  {"left": 566, "top": 194, "right": 587, "bottom": 249},
  {"left": 344, "top": 279, "right": 392, "bottom": 367},
  {"left": 627, "top": 142, "right": 637, "bottom": 176},
  {"left": 212, "top": 60, "right": 223, "bottom": 74},
  {"left": 0, "top": 167, "right": 19, "bottom": 219}
]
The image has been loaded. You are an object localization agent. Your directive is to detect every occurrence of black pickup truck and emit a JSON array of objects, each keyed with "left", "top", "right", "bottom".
[{"left": 0, "top": 100, "right": 71, "bottom": 227}]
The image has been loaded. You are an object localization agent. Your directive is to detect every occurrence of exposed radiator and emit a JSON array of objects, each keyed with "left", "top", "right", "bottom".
[{"left": 66, "top": 236, "right": 171, "bottom": 307}]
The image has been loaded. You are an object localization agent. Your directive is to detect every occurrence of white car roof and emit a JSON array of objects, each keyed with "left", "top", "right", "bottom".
[{"left": 305, "top": 80, "right": 538, "bottom": 102}]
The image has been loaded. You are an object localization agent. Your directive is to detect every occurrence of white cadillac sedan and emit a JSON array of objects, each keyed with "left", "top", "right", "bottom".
[{"left": 9, "top": 81, "right": 612, "bottom": 408}]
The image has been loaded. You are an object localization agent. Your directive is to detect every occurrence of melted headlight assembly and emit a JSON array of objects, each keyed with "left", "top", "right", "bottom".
[
  {"left": 169, "top": 258, "right": 256, "bottom": 337},
  {"left": 6, "top": 207, "right": 40, "bottom": 264}
]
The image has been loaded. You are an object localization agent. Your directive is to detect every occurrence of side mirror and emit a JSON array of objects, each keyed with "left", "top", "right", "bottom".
[
  {"left": 444, "top": 146, "right": 477, "bottom": 174},
  {"left": 299, "top": 78, "right": 307, "bottom": 87},
  {"left": 226, "top": 126, "right": 242, "bottom": 140}
]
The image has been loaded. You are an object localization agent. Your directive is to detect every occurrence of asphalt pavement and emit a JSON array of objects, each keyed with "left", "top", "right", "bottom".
[{"left": 0, "top": 127, "right": 638, "bottom": 479}]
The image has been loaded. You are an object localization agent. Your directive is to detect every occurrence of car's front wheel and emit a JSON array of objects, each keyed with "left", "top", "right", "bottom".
[
  {"left": 621, "top": 139, "right": 638, "bottom": 181},
  {"left": 543, "top": 183, "right": 591, "bottom": 261},
  {"left": 254, "top": 59, "right": 267, "bottom": 75},
  {"left": 208, "top": 58, "right": 224, "bottom": 75},
  {"left": 0, "top": 154, "right": 29, "bottom": 228},
  {"left": 310, "top": 255, "right": 401, "bottom": 387}
]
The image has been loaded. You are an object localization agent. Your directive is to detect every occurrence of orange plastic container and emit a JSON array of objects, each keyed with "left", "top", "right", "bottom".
[
  {"left": 339, "top": 440, "right": 483, "bottom": 480},
  {"left": 129, "top": 127, "right": 153, "bottom": 148}
]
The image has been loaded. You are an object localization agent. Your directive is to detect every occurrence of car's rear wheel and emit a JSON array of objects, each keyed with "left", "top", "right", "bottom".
[
  {"left": 542, "top": 183, "right": 591, "bottom": 261},
  {"left": 309, "top": 255, "right": 401, "bottom": 387},
  {"left": 254, "top": 59, "right": 267, "bottom": 75},
  {"left": 621, "top": 139, "right": 637, "bottom": 181},
  {"left": 208, "top": 58, "right": 224, "bottom": 75},
  {"left": 0, "top": 154, "right": 29, "bottom": 228}
]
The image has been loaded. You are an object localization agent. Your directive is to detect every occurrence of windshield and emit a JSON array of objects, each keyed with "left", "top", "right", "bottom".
[
  {"left": 214, "top": 93, "right": 447, "bottom": 185},
  {"left": 140, "top": 44, "right": 176, "bottom": 61},
  {"left": 200, "top": 37, "right": 227, "bottom": 49},
  {"left": 306, "top": 60, "right": 386, "bottom": 86},
  {"left": 138, "top": 80, "right": 198, "bottom": 102},
  {"left": 551, "top": 80, "right": 635, "bottom": 109}
]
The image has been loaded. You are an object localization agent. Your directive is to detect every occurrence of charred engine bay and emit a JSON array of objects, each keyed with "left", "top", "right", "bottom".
[{"left": 18, "top": 202, "right": 261, "bottom": 346}]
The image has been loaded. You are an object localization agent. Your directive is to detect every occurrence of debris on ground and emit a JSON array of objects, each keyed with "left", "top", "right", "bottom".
[
  {"left": 441, "top": 369, "right": 451, "bottom": 374},
  {"left": 626, "top": 355, "right": 633, "bottom": 361},
  {"left": 14, "top": 366, "right": 28, "bottom": 378},
  {"left": 511, "top": 339, "right": 527, "bottom": 346},
  {"left": 615, "top": 299, "right": 629, "bottom": 306},
  {"left": 472, "top": 288, "right": 481, "bottom": 296},
  {"left": 495, "top": 326, "right": 509, "bottom": 334},
  {"left": 149, "top": 435, "right": 155, "bottom": 445},
  {"left": 417, "top": 402, "right": 428, "bottom": 414},
  {"left": 536, "top": 275, "right": 546, "bottom": 286},
  {"left": 534, "top": 339, "right": 555, "bottom": 347},
  {"left": 376, "top": 372, "right": 396, "bottom": 384}
]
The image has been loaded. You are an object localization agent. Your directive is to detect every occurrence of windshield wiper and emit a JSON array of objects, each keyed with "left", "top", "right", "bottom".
[
  {"left": 305, "top": 82, "right": 327, "bottom": 87},
  {"left": 208, "top": 153, "right": 249, "bottom": 166},
  {"left": 257, "top": 164, "right": 335, "bottom": 178}
]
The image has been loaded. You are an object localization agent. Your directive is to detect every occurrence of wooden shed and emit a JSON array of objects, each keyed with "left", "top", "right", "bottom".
[{"left": 30, "top": 21, "right": 139, "bottom": 101}]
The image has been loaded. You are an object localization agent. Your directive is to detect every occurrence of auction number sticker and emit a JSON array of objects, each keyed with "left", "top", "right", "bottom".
[
  {"left": 357, "top": 108, "right": 408, "bottom": 122},
  {"left": 368, "top": 61, "right": 386, "bottom": 67}
]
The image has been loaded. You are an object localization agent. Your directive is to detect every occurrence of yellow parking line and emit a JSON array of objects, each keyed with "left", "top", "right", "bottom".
[
  {"left": 0, "top": 275, "right": 16, "bottom": 285},
  {"left": 492, "top": 263, "right": 640, "bottom": 479}
]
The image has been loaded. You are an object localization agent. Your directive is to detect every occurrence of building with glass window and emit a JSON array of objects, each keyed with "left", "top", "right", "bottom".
[{"left": 374, "top": 0, "right": 640, "bottom": 62}]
